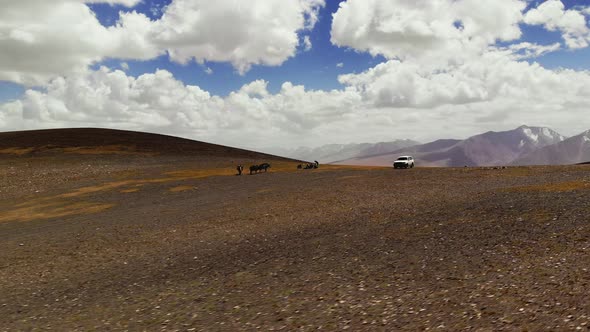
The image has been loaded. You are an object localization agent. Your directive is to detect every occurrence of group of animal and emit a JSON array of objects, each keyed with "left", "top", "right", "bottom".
[
  {"left": 297, "top": 160, "right": 319, "bottom": 170},
  {"left": 236, "top": 163, "right": 271, "bottom": 175}
]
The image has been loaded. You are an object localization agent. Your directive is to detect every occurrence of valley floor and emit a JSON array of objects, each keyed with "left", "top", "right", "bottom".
[{"left": 1, "top": 156, "right": 590, "bottom": 330}]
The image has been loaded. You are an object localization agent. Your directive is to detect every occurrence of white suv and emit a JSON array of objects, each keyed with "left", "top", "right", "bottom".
[{"left": 393, "top": 156, "right": 415, "bottom": 169}]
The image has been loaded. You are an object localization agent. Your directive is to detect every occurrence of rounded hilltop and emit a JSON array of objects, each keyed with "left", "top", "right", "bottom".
[{"left": 0, "top": 128, "right": 298, "bottom": 161}]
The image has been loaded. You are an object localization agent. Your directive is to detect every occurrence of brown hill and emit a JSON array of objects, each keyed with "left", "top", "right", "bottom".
[{"left": 0, "top": 128, "right": 297, "bottom": 161}]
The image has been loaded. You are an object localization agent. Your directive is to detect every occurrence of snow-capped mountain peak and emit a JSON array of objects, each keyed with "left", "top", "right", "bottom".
[
  {"left": 517, "top": 125, "right": 566, "bottom": 147},
  {"left": 521, "top": 127, "right": 539, "bottom": 143},
  {"left": 513, "top": 128, "right": 590, "bottom": 165},
  {"left": 542, "top": 127, "right": 565, "bottom": 142}
]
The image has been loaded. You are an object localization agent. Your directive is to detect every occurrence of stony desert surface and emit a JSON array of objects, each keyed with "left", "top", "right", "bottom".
[{"left": 1, "top": 129, "right": 590, "bottom": 331}]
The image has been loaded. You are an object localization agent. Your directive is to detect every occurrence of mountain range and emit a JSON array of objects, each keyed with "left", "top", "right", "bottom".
[
  {"left": 277, "top": 125, "right": 590, "bottom": 167},
  {"left": 514, "top": 130, "right": 590, "bottom": 165},
  {"left": 268, "top": 139, "right": 419, "bottom": 164}
]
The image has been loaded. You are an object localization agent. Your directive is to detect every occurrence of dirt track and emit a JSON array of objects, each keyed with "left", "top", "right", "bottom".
[{"left": 2, "top": 152, "right": 590, "bottom": 331}]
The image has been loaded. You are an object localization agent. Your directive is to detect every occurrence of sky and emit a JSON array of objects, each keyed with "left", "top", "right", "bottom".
[{"left": 1, "top": 0, "right": 590, "bottom": 150}]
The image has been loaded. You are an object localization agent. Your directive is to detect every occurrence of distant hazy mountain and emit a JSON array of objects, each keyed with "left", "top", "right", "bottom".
[
  {"left": 270, "top": 139, "right": 420, "bottom": 163},
  {"left": 333, "top": 125, "right": 566, "bottom": 167},
  {"left": 453, "top": 125, "right": 566, "bottom": 166},
  {"left": 513, "top": 130, "right": 590, "bottom": 165}
]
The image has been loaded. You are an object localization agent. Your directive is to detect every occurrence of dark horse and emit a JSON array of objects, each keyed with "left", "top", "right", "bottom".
[
  {"left": 249, "top": 164, "right": 259, "bottom": 175},
  {"left": 249, "top": 163, "right": 271, "bottom": 175},
  {"left": 259, "top": 163, "right": 271, "bottom": 172}
]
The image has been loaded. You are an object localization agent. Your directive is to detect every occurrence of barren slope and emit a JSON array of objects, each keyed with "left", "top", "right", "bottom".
[
  {"left": 2, "top": 140, "right": 590, "bottom": 330},
  {"left": 0, "top": 128, "right": 298, "bottom": 161}
]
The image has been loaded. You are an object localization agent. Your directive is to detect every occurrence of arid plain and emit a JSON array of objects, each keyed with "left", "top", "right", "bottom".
[{"left": 1, "top": 129, "right": 590, "bottom": 331}]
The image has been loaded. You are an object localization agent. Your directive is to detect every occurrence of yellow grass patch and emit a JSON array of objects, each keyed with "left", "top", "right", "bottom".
[
  {"left": 169, "top": 185, "right": 195, "bottom": 192},
  {"left": 165, "top": 162, "right": 303, "bottom": 177},
  {"left": 166, "top": 168, "right": 235, "bottom": 178},
  {"left": 15, "top": 163, "right": 377, "bottom": 205},
  {"left": 62, "top": 145, "right": 155, "bottom": 156},
  {"left": 4, "top": 162, "right": 379, "bottom": 223},
  {"left": 0, "top": 200, "right": 114, "bottom": 223},
  {"left": 320, "top": 165, "right": 385, "bottom": 170},
  {"left": 0, "top": 147, "right": 35, "bottom": 155},
  {"left": 120, "top": 188, "right": 140, "bottom": 193},
  {"left": 504, "top": 167, "right": 534, "bottom": 177},
  {"left": 477, "top": 167, "right": 534, "bottom": 178},
  {"left": 256, "top": 188, "right": 274, "bottom": 194},
  {"left": 0, "top": 145, "right": 155, "bottom": 156},
  {"left": 8, "top": 168, "right": 227, "bottom": 213},
  {"left": 315, "top": 165, "right": 388, "bottom": 174},
  {"left": 508, "top": 180, "right": 590, "bottom": 193},
  {"left": 338, "top": 175, "right": 365, "bottom": 180},
  {"left": 58, "top": 180, "right": 141, "bottom": 198}
]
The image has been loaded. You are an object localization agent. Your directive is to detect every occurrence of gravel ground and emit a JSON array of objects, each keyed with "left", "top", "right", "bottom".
[{"left": 1, "top": 154, "right": 590, "bottom": 331}]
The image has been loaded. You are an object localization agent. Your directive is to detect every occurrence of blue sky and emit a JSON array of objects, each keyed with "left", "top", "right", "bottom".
[
  {"left": 1, "top": 0, "right": 588, "bottom": 102},
  {"left": 1, "top": 0, "right": 590, "bottom": 148},
  {"left": 90, "top": 0, "right": 589, "bottom": 95},
  {"left": 87, "top": 0, "right": 386, "bottom": 96}
]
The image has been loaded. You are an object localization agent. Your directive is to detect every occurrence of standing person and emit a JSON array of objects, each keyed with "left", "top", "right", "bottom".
[{"left": 237, "top": 165, "right": 243, "bottom": 176}]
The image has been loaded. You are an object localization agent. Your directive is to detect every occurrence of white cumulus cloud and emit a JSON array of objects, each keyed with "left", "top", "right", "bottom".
[
  {"left": 0, "top": 67, "right": 362, "bottom": 148},
  {"left": 0, "top": 0, "right": 325, "bottom": 85},
  {"left": 524, "top": 0, "right": 590, "bottom": 49},
  {"left": 150, "top": 0, "right": 325, "bottom": 74},
  {"left": 501, "top": 42, "right": 561, "bottom": 59},
  {"left": 2, "top": 0, "right": 590, "bottom": 149},
  {"left": 331, "top": 0, "right": 526, "bottom": 65},
  {"left": 2, "top": 56, "right": 590, "bottom": 149},
  {"left": 82, "top": 0, "right": 141, "bottom": 6},
  {"left": 0, "top": 0, "right": 159, "bottom": 85}
]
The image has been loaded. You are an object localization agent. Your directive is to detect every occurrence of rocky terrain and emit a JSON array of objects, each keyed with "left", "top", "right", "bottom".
[{"left": 2, "top": 129, "right": 590, "bottom": 331}]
